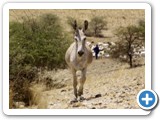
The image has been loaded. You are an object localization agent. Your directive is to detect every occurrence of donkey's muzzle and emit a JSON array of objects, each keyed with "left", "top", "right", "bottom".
[{"left": 78, "top": 51, "right": 84, "bottom": 56}]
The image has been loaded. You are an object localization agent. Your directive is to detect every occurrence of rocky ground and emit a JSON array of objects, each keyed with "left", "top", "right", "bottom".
[{"left": 26, "top": 58, "right": 145, "bottom": 109}]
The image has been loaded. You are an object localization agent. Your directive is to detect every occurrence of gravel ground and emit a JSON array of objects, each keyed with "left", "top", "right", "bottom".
[{"left": 28, "top": 58, "right": 145, "bottom": 109}]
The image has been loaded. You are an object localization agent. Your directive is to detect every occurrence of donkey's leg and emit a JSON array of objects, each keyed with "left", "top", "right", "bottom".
[
  {"left": 78, "top": 68, "right": 86, "bottom": 99},
  {"left": 71, "top": 69, "right": 78, "bottom": 103}
]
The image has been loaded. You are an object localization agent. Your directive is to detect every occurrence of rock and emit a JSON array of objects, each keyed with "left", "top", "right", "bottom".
[
  {"left": 49, "top": 103, "right": 54, "bottom": 106},
  {"left": 61, "top": 89, "right": 66, "bottom": 92},
  {"left": 19, "top": 104, "right": 25, "bottom": 108},
  {"left": 72, "top": 102, "right": 82, "bottom": 107},
  {"left": 137, "top": 83, "right": 141, "bottom": 85},
  {"left": 95, "top": 94, "right": 102, "bottom": 98},
  {"left": 119, "top": 95, "right": 125, "bottom": 98},
  {"left": 78, "top": 96, "right": 86, "bottom": 102},
  {"left": 98, "top": 102, "right": 102, "bottom": 105},
  {"left": 14, "top": 101, "right": 25, "bottom": 108},
  {"left": 70, "top": 98, "right": 78, "bottom": 104}
]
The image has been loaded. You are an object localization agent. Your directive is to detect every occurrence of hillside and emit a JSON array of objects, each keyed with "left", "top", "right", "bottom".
[
  {"left": 24, "top": 58, "right": 145, "bottom": 109},
  {"left": 10, "top": 9, "right": 145, "bottom": 42}
]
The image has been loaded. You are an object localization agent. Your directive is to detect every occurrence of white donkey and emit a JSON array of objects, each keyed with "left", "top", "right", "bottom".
[{"left": 65, "top": 20, "right": 93, "bottom": 102}]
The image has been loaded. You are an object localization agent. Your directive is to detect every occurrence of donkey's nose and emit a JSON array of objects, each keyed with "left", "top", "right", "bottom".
[{"left": 78, "top": 51, "right": 84, "bottom": 56}]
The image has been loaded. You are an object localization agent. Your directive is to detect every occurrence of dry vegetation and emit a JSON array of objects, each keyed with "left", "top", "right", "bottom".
[
  {"left": 10, "top": 9, "right": 144, "bottom": 42},
  {"left": 9, "top": 9, "right": 145, "bottom": 109}
]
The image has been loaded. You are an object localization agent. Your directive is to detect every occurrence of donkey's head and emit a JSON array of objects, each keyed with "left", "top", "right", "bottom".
[{"left": 72, "top": 20, "right": 88, "bottom": 57}]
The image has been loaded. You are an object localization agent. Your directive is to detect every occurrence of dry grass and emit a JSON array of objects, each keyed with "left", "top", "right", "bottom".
[
  {"left": 10, "top": 9, "right": 144, "bottom": 26},
  {"left": 10, "top": 9, "right": 144, "bottom": 43},
  {"left": 28, "top": 83, "right": 46, "bottom": 106},
  {"left": 9, "top": 89, "right": 14, "bottom": 109}
]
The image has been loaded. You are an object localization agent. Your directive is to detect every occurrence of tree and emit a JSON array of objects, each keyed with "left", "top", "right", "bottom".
[
  {"left": 67, "top": 16, "right": 107, "bottom": 37},
  {"left": 90, "top": 16, "right": 107, "bottom": 37},
  {"left": 115, "top": 21, "right": 145, "bottom": 68}
]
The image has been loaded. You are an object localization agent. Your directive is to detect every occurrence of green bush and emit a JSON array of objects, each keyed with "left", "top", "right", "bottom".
[
  {"left": 89, "top": 16, "right": 107, "bottom": 37},
  {"left": 67, "top": 16, "right": 107, "bottom": 37},
  {"left": 9, "top": 14, "right": 71, "bottom": 105}
]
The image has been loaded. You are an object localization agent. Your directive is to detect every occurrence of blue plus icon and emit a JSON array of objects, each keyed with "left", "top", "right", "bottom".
[
  {"left": 141, "top": 93, "right": 153, "bottom": 105},
  {"left": 137, "top": 89, "right": 158, "bottom": 110}
]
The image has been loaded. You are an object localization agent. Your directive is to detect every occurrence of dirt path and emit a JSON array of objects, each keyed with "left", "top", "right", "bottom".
[{"left": 29, "top": 58, "right": 144, "bottom": 109}]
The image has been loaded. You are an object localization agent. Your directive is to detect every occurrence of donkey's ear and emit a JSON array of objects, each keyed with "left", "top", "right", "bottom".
[
  {"left": 84, "top": 20, "right": 88, "bottom": 31},
  {"left": 72, "top": 20, "right": 77, "bottom": 30}
]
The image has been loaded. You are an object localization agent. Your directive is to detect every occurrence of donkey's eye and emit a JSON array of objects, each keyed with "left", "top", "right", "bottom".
[{"left": 84, "top": 38, "right": 86, "bottom": 41}]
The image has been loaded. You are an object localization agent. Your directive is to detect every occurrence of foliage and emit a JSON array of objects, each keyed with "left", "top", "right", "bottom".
[
  {"left": 112, "top": 20, "right": 145, "bottom": 67},
  {"left": 89, "top": 16, "right": 107, "bottom": 37},
  {"left": 67, "top": 16, "right": 107, "bottom": 37},
  {"left": 9, "top": 14, "right": 71, "bottom": 105},
  {"left": 138, "top": 19, "right": 145, "bottom": 40}
]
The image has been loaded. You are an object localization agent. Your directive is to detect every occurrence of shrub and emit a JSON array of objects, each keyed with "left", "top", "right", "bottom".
[
  {"left": 67, "top": 16, "right": 107, "bottom": 37},
  {"left": 89, "top": 16, "right": 107, "bottom": 37},
  {"left": 9, "top": 14, "right": 71, "bottom": 106}
]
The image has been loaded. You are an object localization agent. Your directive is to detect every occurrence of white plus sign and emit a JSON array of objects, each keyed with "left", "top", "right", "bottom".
[{"left": 142, "top": 93, "right": 153, "bottom": 105}]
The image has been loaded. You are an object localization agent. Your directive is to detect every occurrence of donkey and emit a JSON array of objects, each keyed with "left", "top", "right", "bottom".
[{"left": 65, "top": 20, "right": 93, "bottom": 102}]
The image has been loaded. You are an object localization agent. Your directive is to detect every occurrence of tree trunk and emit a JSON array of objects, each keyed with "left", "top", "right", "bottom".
[{"left": 129, "top": 55, "right": 133, "bottom": 68}]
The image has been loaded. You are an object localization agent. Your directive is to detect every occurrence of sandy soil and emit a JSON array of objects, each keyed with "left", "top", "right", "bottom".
[{"left": 28, "top": 58, "right": 144, "bottom": 109}]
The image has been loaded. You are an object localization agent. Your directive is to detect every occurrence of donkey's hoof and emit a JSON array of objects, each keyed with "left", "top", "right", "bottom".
[
  {"left": 70, "top": 98, "right": 78, "bottom": 104},
  {"left": 78, "top": 96, "right": 86, "bottom": 102},
  {"left": 78, "top": 91, "right": 83, "bottom": 96}
]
